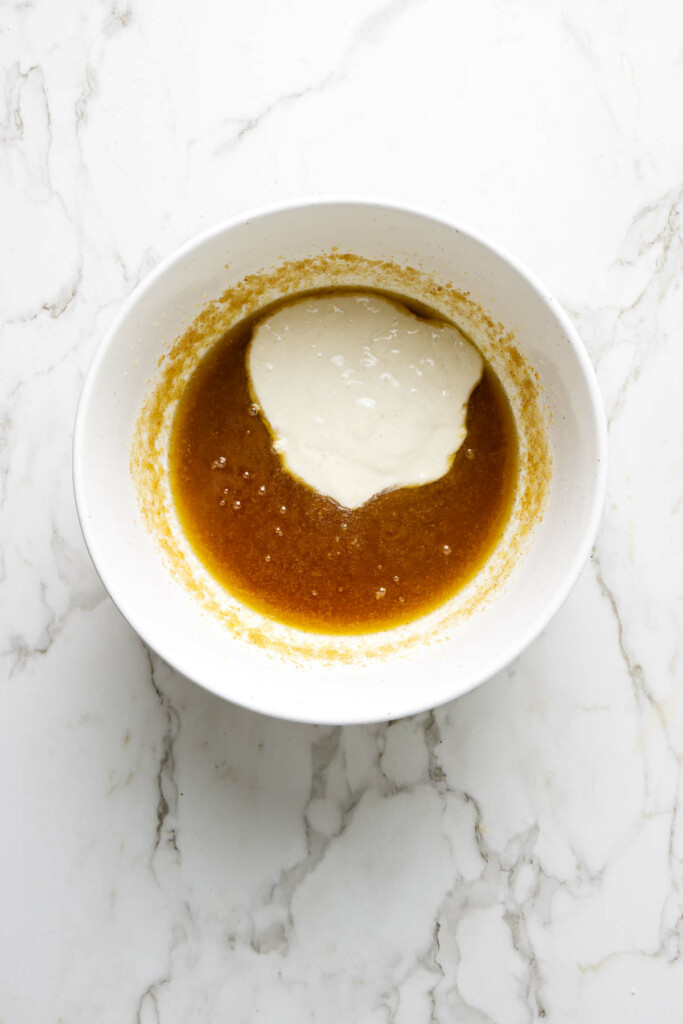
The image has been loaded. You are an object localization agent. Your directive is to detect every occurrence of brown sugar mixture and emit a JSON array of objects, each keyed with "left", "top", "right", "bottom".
[{"left": 169, "top": 289, "right": 518, "bottom": 634}]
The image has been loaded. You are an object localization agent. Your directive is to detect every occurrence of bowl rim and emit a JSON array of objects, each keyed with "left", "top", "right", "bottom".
[{"left": 73, "top": 195, "right": 608, "bottom": 724}]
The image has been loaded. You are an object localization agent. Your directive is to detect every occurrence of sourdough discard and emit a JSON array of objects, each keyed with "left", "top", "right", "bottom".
[{"left": 248, "top": 292, "right": 483, "bottom": 508}]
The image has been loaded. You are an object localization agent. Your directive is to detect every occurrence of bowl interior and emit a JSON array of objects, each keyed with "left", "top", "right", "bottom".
[{"left": 74, "top": 201, "right": 606, "bottom": 724}]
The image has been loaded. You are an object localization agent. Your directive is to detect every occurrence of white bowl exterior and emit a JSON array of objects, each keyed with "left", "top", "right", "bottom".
[{"left": 74, "top": 200, "right": 606, "bottom": 724}]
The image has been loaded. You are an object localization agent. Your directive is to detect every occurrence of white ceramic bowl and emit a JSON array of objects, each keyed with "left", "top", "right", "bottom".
[{"left": 73, "top": 198, "right": 606, "bottom": 724}]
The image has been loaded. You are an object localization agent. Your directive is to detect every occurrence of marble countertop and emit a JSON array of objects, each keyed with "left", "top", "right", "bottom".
[{"left": 2, "top": 1, "right": 683, "bottom": 1020}]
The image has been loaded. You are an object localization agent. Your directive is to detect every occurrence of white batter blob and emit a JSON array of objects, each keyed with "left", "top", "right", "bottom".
[{"left": 247, "top": 292, "right": 484, "bottom": 509}]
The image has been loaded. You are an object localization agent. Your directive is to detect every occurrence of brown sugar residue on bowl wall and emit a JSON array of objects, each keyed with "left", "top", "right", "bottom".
[{"left": 130, "top": 253, "right": 552, "bottom": 663}]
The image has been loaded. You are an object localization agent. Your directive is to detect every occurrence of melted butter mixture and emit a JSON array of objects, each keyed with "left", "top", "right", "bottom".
[
  {"left": 248, "top": 292, "right": 483, "bottom": 508},
  {"left": 169, "top": 288, "right": 518, "bottom": 634}
]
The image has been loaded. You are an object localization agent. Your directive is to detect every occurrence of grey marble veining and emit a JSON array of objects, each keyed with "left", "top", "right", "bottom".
[{"left": 2, "top": 0, "right": 683, "bottom": 1020}]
